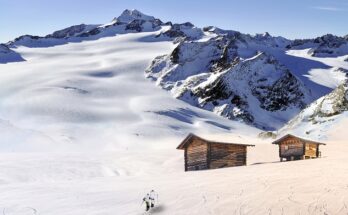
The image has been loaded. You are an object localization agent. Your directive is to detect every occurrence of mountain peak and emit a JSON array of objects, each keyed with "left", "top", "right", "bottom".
[{"left": 116, "top": 9, "right": 155, "bottom": 23}]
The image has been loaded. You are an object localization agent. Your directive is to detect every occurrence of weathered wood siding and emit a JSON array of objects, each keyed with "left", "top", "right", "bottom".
[
  {"left": 185, "top": 137, "right": 208, "bottom": 171},
  {"left": 209, "top": 143, "right": 247, "bottom": 169},
  {"left": 304, "top": 142, "right": 318, "bottom": 158},
  {"left": 279, "top": 136, "right": 304, "bottom": 158}
]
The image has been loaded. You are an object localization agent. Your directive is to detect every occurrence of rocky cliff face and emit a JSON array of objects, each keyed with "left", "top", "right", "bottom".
[
  {"left": 45, "top": 24, "right": 95, "bottom": 39},
  {"left": 146, "top": 33, "right": 312, "bottom": 129}
]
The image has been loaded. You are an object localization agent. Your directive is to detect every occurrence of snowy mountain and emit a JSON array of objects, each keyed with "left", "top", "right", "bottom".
[
  {"left": 144, "top": 21, "right": 348, "bottom": 131},
  {"left": 4, "top": 9, "right": 164, "bottom": 49},
  {"left": 278, "top": 79, "right": 348, "bottom": 139},
  {"left": 288, "top": 34, "right": 348, "bottom": 57},
  {"left": 115, "top": 9, "right": 156, "bottom": 23},
  {"left": 145, "top": 26, "right": 316, "bottom": 129},
  {"left": 146, "top": 49, "right": 312, "bottom": 129},
  {"left": 0, "top": 10, "right": 265, "bottom": 152},
  {"left": 1, "top": 9, "right": 348, "bottom": 133},
  {"left": 2, "top": 9, "right": 203, "bottom": 53}
]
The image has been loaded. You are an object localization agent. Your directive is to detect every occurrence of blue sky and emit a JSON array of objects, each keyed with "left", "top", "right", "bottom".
[{"left": 0, "top": 0, "right": 347, "bottom": 43}]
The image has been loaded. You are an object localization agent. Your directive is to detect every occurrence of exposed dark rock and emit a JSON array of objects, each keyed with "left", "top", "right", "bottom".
[
  {"left": 78, "top": 28, "right": 101, "bottom": 37},
  {"left": 254, "top": 72, "right": 306, "bottom": 111},
  {"left": 125, "top": 20, "right": 145, "bottom": 32},
  {"left": 310, "top": 82, "right": 348, "bottom": 120},
  {"left": 170, "top": 45, "right": 180, "bottom": 64},
  {"left": 193, "top": 79, "right": 231, "bottom": 102},
  {"left": 46, "top": 24, "right": 87, "bottom": 39}
]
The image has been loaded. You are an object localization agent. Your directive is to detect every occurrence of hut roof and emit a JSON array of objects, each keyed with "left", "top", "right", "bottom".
[
  {"left": 176, "top": 133, "right": 256, "bottom": 150},
  {"left": 272, "top": 134, "right": 326, "bottom": 145}
]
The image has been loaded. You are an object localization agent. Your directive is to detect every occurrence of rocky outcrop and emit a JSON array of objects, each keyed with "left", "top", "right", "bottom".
[
  {"left": 288, "top": 34, "right": 348, "bottom": 57},
  {"left": 309, "top": 82, "right": 348, "bottom": 120},
  {"left": 45, "top": 24, "right": 92, "bottom": 39},
  {"left": 146, "top": 36, "right": 312, "bottom": 129},
  {"left": 278, "top": 80, "right": 348, "bottom": 138},
  {"left": 0, "top": 44, "right": 25, "bottom": 63}
]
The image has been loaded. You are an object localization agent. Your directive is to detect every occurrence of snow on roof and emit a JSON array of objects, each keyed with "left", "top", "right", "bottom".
[
  {"left": 272, "top": 134, "right": 326, "bottom": 145},
  {"left": 177, "top": 133, "right": 257, "bottom": 150}
]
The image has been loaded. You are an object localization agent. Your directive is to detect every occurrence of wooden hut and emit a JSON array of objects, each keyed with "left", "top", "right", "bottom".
[
  {"left": 176, "top": 133, "right": 255, "bottom": 171},
  {"left": 272, "top": 134, "right": 326, "bottom": 161}
]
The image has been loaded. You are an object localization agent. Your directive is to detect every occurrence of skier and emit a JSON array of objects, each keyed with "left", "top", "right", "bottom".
[
  {"left": 149, "top": 190, "right": 158, "bottom": 208},
  {"left": 142, "top": 193, "right": 151, "bottom": 212}
]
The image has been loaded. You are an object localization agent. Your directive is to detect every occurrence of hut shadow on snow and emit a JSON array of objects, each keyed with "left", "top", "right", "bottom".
[{"left": 250, "top": 161, "right": 280, "bottom": 165}]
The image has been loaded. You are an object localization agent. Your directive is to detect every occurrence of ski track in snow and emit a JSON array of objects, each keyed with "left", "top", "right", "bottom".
[{"left": 0, "top": 28, "right": 348, "bottom": 214}]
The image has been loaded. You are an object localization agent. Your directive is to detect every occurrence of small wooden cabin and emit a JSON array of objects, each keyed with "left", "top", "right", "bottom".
[
  {"left": 272, "top": 134, "right": 326, "bottom": 161},
  {"left": 176, "top": 133, "right": 255, "bottom": 171}
]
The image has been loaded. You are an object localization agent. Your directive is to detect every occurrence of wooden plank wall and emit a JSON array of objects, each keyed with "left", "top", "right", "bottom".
[
  {"left": 185, "top": 138, "right": 208, "bottom": 171},
  {"left": 304, "top": 142, "right": 318, "bottom": 158},
  {"left": 209, "top": 143, "right": 246, "bottom": 169},
  {"left": 279, "top": 137, "right": 304, "bottom": 157}
]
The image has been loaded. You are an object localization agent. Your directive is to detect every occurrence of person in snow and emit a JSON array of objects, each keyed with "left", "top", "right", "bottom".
[
  {"left": 149, "top": 190, "right": 158, "bottom": 208},
  {"left": 142, "top": 193, "right": 151, "bottom": 211}
]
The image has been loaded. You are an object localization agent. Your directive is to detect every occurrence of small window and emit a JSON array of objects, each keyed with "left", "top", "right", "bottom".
[{"left": 284, "top": 145, "right": 289, "bottom": 150}]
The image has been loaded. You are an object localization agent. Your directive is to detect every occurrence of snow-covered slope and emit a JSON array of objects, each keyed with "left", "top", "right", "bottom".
[
  {"left": 145, "top": 30, "right": 316, "bottom": 129},
  {"left": 276, "top": 47, "right": 348, "bottom": 140},
  {"left": 288, "top": 34, "right": 348, "bottom": 57},
  {"left": 0, "top": 19, "right": 261, "bottom": 152},
  {"left": 147, "top": 49, "right": 312, "bottom": 129},
  {"left": 145, "top": 26, "right": 348, "bottom": 130},
  {"left": 278, "top": 79, "right": 348, "bottom": 139}
]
